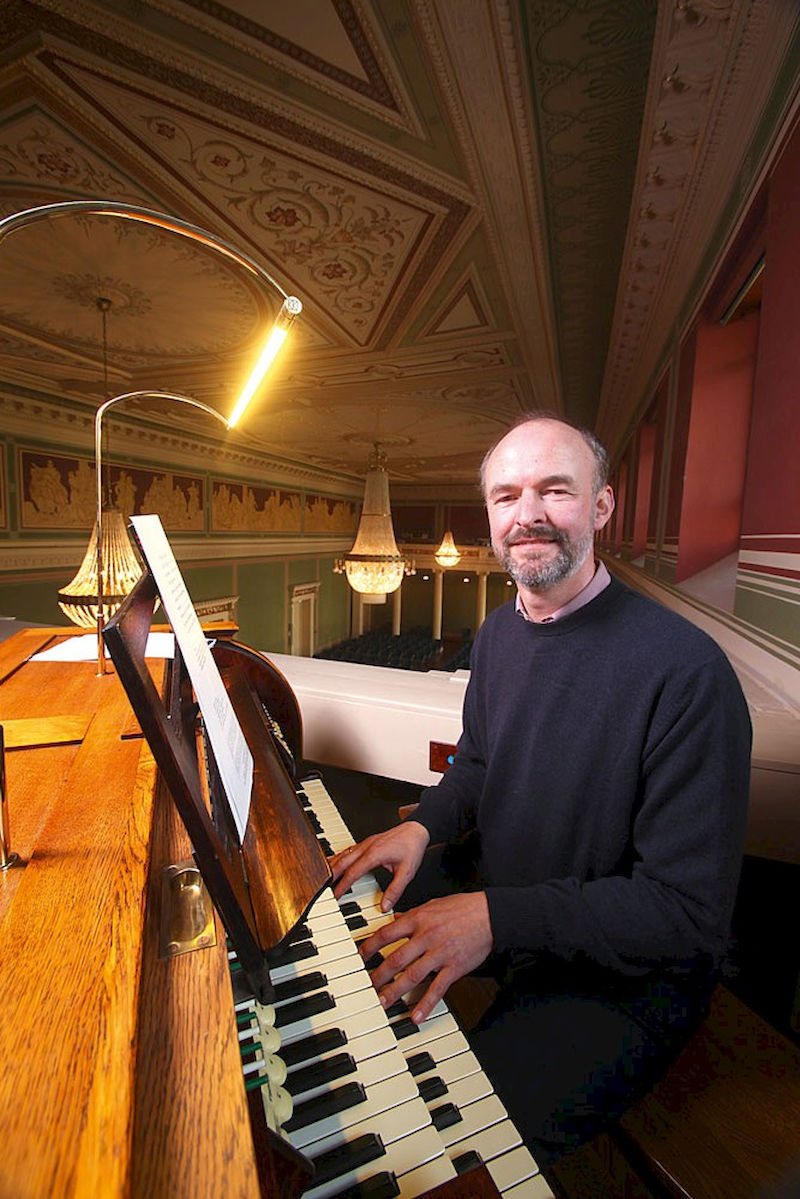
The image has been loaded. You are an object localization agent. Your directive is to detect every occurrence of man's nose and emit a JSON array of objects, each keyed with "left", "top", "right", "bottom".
[{"left": 516, "top": 490, "right": 545, "bottom": 526}]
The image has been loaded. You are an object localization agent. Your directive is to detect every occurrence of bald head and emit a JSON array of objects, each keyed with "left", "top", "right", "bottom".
[{"left": 480, "top": 412, "right": 609, "bottom": 499}]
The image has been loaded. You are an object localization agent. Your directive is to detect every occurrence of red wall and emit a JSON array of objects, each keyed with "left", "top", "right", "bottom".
[
  {"left": 741, "top": 118, "right": 800, "bottom": 537},
  {"left": 676, "top": 313, "right": 758, "bottom": 581},
  {"left": 631, "top": 424, "right": 656, "bottom": 559}
]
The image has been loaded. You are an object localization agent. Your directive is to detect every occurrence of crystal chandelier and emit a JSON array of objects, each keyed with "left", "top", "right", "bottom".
[
  {"left": 57, "top": 296, "right": 143, "bottom": 629},
  {"left": 434, "top": 529, "right": 461, "bottom": 568},
  {"left": 57, "top": 509, "right": 143, "bottom": 628},
  {"left": 335, "top": 445, "right": 413, "bottom": 596}
]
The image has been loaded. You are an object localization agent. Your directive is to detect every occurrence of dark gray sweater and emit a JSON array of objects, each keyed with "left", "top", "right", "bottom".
[{"left": 412, "top": 577, "right": 752, "bottom": 978}]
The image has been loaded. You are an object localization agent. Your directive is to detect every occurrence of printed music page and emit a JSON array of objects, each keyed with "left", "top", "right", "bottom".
[{"left": 130, "top": 513, "right": 253, "bottom": 840}]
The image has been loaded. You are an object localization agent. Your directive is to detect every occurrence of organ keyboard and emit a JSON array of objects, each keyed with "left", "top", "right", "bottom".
[{"left": 232, "top": 772, "right": 552, "bottom": 1198}]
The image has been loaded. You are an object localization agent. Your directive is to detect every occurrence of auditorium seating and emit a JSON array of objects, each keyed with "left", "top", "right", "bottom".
[{"left": 315, "top": 626, "right": 443, "bottom": 671}]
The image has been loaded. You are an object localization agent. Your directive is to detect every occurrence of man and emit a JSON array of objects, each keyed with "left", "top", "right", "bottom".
[{"left": 331, "top": 412, "right": 751, "bottom": 1162}]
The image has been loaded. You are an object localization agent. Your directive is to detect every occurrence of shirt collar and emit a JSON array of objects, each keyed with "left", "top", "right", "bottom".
[{"left": 515, "top": 560, "right": 611, "bottom": 623}]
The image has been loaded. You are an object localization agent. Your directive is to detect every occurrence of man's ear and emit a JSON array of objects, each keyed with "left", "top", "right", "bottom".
[{"left": 594, "top": 485, "right": 615, "bottom": 531}]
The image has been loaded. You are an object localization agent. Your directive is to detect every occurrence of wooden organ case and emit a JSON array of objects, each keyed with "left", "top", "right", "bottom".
[{"left": 0, "top": 568, "right": 510, "bottom": 1198}]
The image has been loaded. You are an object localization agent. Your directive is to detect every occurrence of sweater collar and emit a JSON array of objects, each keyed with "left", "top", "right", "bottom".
[{"left": 515, "top": 560, "right": 611, "bottom": 624}]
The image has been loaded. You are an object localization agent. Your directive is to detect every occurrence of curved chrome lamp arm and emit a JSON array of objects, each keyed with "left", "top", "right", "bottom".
[
  {"left": 0, "top": 200, "right": 294, "bottom": 300},
  {"left": 1, "top": 201, "right": 303, "bottom": 672},
  {"left": 0, "top": 201, "right": 302, "bottom": 429}
]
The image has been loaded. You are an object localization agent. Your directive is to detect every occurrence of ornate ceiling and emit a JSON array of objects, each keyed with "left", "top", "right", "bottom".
[{"left": 0, "top": 0, "right": 797, "bottom": 491}]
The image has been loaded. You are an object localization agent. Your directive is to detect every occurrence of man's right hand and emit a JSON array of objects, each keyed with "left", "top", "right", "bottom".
[{"left": 329, "top": 820, "right": 430, "bottom": 911}]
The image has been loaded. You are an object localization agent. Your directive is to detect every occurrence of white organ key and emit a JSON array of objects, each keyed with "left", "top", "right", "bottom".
[
  {"left": 420, "top": 1051, "right": 493, "bottom": 1097},
  {"left": 268, "top": 946, "right": 361, "bottom": 986},
  {"left": 394, "top": 1157, "right": 458, "bottom": 1197},
  {"left": 502, "top": 1175, "right": 555, "bottom": 1198},
  {"left": 288, "top": 1071, "right": 421, "bottom": 1150},
  {"left": 351, "top": 905, "right": 395, "bottom": 935},
  {"left": 302, "top": 1125, "right": 455, "bottom": 1199},
  {"left": 299, "top": 1094, "right": 444, "bottom": 1174},
  {"left": 407, "top": 1030, "right": 472, "bottom": 1070},
  {"left": 484, "top": 1144, "right": 545, "bottom": 1194},
  {"left": 440, "top": 1070, "right": 496, "bottom": 1110},
  {"left": 302, "top": 905, "right": 351, "bottom": 931},
  {"left": 279, "top": 986, "right": 386, "bottom": 1047},
  {"left": 437, "top": 1094, "right": 511, "bottom": 1149},
  {"left": 282, "top": 961, "right": 372, "bottom": 1001},
  {"left": 302, "top": 917, "right": 359, "bottom": 949},
  {"left": 450, "top": 1116, "right": 521, "bottom": 1165},
  {"left": 286, "top": 1024, "right": 398, "bottom": 1087},
  {"left": 391, "top": 1009, "right": 460, "bottom": 1048}
]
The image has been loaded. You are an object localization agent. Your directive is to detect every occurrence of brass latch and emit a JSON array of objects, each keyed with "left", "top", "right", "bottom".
[{"left": 159, "top": 860, "right": 216, "bottom": 958}]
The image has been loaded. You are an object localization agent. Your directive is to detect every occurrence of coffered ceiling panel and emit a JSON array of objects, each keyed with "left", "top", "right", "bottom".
[{"left": 0, "top": 0, "right": 797, "bottom": 489}]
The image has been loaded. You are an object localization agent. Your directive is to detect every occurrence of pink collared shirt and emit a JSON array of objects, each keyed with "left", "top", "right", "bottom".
[{"left": 515, "top": 560, "right": 611, "bottom": 623}]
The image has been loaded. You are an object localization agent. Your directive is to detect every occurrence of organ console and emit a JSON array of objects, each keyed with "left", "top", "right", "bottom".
[{"left": 0, "top": 565, "right": 550, "bottom": 1197}]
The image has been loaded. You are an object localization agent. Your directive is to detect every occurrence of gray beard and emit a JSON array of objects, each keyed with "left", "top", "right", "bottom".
[{"left": 495, "top": 524, "right": 595, "bottom": 591}]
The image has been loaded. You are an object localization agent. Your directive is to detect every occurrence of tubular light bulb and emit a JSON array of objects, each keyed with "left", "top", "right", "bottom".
[{"left": 228, "top": 295, "right": 302, "bottom": 428}]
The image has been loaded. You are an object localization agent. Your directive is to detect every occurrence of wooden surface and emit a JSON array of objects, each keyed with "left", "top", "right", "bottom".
[
  {"left": 0, "top": 630, "right": 260, "bottom": 1198},
  {"left": 131, "top": 770, "right": 260, "bottom": 1198},
  {"left": 614, "top": 985, "right": 800, "bottom": 1199},
  {"left": 1, "top": 712, "right": 92, "bottom": 748},
  {"left": 0, "top": 657, "right": 155, "bottom": 1194}
]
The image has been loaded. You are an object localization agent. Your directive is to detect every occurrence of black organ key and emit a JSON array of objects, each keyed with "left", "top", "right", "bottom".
[
  {"left": 283, "top": 1080, "right": 366, "bottom": 1132},
  {"left": 417, "top": 1076, "right": 448, "bottom": 1103},
  {"left": 274, "top": 990, "right": 336, "bottom": 1028},
  {"left": 308, "top": 1132, "right": 386, "bottom": 1188},
  {"left": 405, "top": 1051, "right": 436, "bottom": 1077},
  {"left": 268, "top": 939, "right": 318, "bottom": 968},
  {"left": 390, "top": 1017, "right": 418, "bottom": 1041},
  {"left": 280, "top": 1027, "right": 348, "bottom": 1068},
  {"left": 331, "top": 1172, "right": 400, "bottom": 1199},
  {"left": 318, "top": 837, "right": 335, "bottom": 856},
  {"left": 345, "top": 915, "right": 368, "bottom": 932},
  {"left": 452, "top": 1149, "right": 484, "bottom": 1175},
  {"left": 431, "top": 1102, "right": 463, "bottom": 1131},
  {"left": 284, "top": 1051, "right": 357, "bottom": 1097},
  {"left": 272, "top": 971, "right": 327, "bottom": 1003}
]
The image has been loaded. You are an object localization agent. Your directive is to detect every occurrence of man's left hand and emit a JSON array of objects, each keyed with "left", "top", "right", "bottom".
[{"left": 359, "top": 892, "right": 493, "bottom": 1024}]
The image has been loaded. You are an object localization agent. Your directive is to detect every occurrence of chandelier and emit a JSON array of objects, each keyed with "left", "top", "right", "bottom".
[
  {"left": 434, "top": 529, "right": 461, "bottom": 568},
  {"left": 334, "top": 445, "right": 413, "bottom": 597},
  {"left": 56, "top": 296, "right": 142, "bottom": 629}
]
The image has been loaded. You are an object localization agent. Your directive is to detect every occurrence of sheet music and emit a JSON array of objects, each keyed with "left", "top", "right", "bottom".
[
  {"left": 32, "top": 632, "right": 179, "bottom": 662},
  {"left": 130, "top": 514, "right": 253, "bottom": 840}
]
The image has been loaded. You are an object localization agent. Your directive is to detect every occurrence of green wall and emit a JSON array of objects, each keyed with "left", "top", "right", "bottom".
[
  {"left": 318, "top": 566, "right": 351, "bottom": 650},
  {"left": 236, "top": 560, "right": 286, "bottom": 652},
  {"left": 0, "top": 578, "right": 68, "bottom": 627}
]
